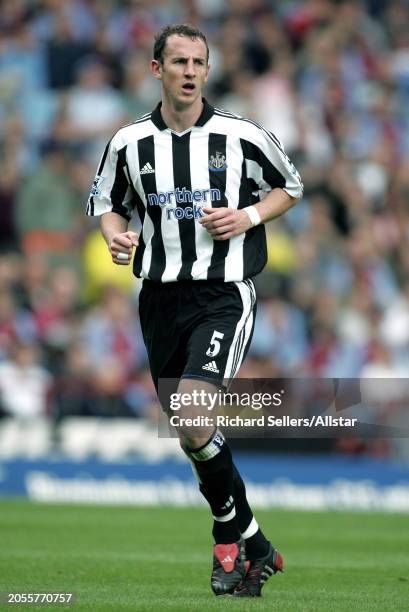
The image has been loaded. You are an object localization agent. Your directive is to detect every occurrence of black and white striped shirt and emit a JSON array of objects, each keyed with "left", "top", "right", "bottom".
[{"left": 86, "top": 99, "right": 303, "bottom": 282}]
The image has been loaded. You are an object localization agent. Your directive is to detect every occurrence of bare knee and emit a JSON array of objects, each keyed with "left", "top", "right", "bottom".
[{"left": 171, "top": 378, "right": 219, "bottom": 449}]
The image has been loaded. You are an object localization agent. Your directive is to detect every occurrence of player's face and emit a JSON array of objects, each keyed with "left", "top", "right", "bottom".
[{"left": 151, "top": 35, "right": 209, "bottom": 108}]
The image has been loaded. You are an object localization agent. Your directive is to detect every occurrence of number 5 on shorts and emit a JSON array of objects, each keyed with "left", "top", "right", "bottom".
[{"left": 206, "top": 330, "right": 225, "bottom": 357}]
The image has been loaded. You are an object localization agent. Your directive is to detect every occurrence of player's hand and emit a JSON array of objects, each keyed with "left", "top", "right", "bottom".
[
  {"left": 199, "top": 207, "right": 253, "bottom": 240},
  {"left": 109, "top": 231, "right": 139, "bottom": 265}
]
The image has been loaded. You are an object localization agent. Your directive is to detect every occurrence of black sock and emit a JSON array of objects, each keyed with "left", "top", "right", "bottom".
[
  {"left": 186, "top": 430, "right": 241, "bottom": 544},
  {"left": 232, "top": 464, "right": 270, "bottom": 560}
]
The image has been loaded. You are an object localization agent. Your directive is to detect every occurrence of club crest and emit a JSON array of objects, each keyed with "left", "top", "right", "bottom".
[{"left": 208, "top": 151, "right": 227, "bottom": 172}]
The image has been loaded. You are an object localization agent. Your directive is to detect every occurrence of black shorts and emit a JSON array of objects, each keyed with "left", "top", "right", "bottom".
[{"left": 139, "top": 279, "right": 256, "bottom": 391}]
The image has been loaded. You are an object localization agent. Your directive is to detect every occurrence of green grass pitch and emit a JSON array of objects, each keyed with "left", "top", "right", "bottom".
[{"left": 0, "top": 500, "right": 408, "bottom": 611}]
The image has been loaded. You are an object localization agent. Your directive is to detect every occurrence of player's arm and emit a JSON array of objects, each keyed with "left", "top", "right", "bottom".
[
  {"left": 200, "top": 188, "right": 298, "bottom": 240},
  {"left": 101, "top": 211, "right": 138, "bottom": 266},
  {"left": 201, "top": 126, "right": 303, "bottom": 241},
  {"left": 250, "top": 187, "right": 299, "bottom": 223},
  {"left": 85, "top": 132, "right": 139, "bottom": 264}
]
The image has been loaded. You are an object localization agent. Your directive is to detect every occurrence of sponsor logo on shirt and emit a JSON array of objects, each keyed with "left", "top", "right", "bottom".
[
  {"left": 147, "top": 187, "right": 221, "bottom": 221},
  {"left": 166, "top": 205, "right": 204, "bottom": 220},
  {"left": 147, "top": 187, "right": 221, "bottom": 206}
]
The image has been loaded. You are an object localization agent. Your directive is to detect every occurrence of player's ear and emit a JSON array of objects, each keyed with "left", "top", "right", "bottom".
[
  {"left": 204, "top": 63, "right": 210, "bottom": 83},
  {"left": 151, "top": 59, "right": 162, "bottom": 80}
]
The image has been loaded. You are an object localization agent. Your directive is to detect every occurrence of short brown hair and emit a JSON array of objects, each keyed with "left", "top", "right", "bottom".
[{"left": 153, "top": 24, "right": 209, "bottom": 64}]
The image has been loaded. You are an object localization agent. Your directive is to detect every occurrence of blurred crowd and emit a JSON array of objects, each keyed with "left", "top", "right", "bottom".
[{"left": 0, "top": 0, "right": 408, "bottom": 456}]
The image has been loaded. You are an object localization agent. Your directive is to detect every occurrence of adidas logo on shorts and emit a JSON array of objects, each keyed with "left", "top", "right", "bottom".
[
  {"left": 202, "top": 361, "right": 219, "bottom": 373},
  {"left": 140, "top": 162, "right": 155, "bottom": 174}
]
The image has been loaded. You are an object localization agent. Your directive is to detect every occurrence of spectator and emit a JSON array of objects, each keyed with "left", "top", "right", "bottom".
[
  {"left": 0, "top": 339, "right": 52, "bottom": 419},
  {"left": 55, "top": 56, "right": 126, "bottom": 163},
  {"left": 15, "top": 139, "right": 83, "bottom": 269}
]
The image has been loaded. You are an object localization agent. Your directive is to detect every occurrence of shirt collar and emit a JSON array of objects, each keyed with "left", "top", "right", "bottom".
[{"left": 150, "top": 98, "right": 214, "bottom": 131}]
